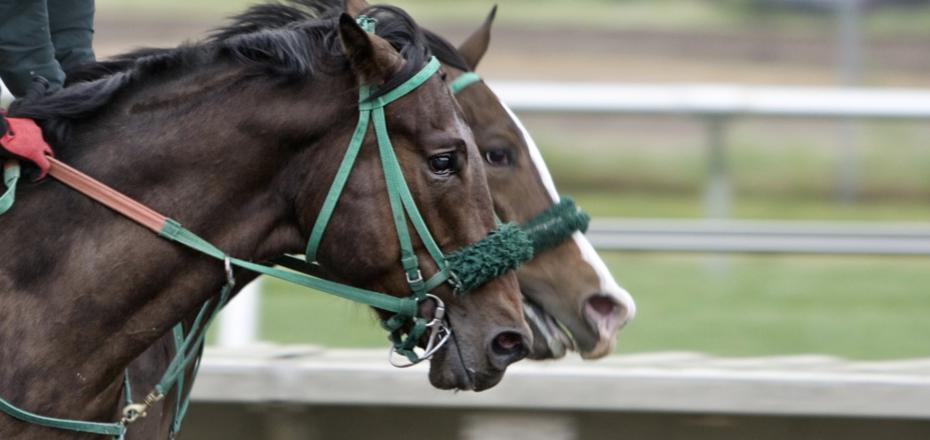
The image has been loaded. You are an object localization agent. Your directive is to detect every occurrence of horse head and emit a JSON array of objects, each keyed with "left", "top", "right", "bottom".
[{"left": 436, "top": 8, "right": 636, "bottom": 359}]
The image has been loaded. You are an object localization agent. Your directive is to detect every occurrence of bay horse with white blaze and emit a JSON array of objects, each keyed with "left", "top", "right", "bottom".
[{"left": 421, "top": 6, "right": 636, "bottom": 359}]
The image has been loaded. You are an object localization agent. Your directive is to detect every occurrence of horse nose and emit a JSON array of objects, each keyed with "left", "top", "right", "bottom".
[
  {"left": 489, "top": 329, "right": 530, "bottom": 369},
  {"left": 585, "top": 293, "right": 633, "bottom": 332}
]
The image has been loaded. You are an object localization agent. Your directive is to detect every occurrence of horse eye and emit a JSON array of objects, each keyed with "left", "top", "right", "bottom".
[
  {"left": 428, "top": 152, "right": 458, "bottom": 175},
  {"left": 484, "top": 149, "right": 513, "bottom": 167}
]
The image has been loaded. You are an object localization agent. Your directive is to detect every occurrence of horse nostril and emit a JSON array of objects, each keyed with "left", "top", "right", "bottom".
[
  {"left": 587, "top": 294, "right": 618, "bottom": 317},
  {"left": 491, "top": 330, "right": 529, "bottom": 363}
]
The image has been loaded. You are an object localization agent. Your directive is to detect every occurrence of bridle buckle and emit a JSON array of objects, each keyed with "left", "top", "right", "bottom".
[
  {"left": 388, "top": 294, "right": 452, "bottom": 368},
  {"left": 406, "top": 269, "right": 423, "bottom": 285}
]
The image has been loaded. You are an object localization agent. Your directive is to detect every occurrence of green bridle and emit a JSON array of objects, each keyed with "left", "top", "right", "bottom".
[{"left": 302, "top": 51, "right": 534, "bottom": 365}]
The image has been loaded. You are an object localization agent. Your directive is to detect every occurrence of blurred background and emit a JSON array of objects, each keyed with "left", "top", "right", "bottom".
[
  {"left": 86, "top": 0, "right": 930, "bottom": 360},
  {"left": 5, "top": 0, "right": 929, "bottom": 438}
]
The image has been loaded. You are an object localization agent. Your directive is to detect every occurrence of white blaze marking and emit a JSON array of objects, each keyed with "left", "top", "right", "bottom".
[{"left": 498, "top": 101, "right": 636, "bottom": 321}]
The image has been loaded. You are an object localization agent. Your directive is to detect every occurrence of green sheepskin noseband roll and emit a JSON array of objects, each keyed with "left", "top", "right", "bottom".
[
  {"left": 446, "top": 223, "right": 534, "bottom": 293},
  {"left": 444, "top": 198, "right": 590, "bottom": 293},
  {"left": 522, "top": 197, "right": 590, "bottom": 253}
]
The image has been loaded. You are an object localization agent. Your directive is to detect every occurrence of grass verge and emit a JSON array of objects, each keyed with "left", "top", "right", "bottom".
[{"left": 232, "top": 251, "right": 929, "bottom": 360}]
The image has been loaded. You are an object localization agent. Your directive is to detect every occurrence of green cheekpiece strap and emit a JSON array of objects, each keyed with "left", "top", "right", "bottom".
[
  {"left": 304, "top": 109, "right": 370, "bottom": 261},
  {"left": 170, "top": 324, "right": 189, "bottom": 434},
  {"left": 449, "top": 72, "right": 481, "bottom": 94}
]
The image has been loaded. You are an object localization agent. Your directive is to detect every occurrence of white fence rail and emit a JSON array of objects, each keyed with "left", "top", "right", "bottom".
[
  {"left": 587, "top": 219, "right": 930, "bottom": 255},
  {"left": 491, "top": 82, "right": 930, "bottom": 119}
]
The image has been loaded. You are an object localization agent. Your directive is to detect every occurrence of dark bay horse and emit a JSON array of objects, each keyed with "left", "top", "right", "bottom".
[{"left": 0, "top": 6, "right": 529, "bottom": 439}]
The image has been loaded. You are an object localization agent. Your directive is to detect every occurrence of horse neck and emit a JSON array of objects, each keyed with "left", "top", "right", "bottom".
[{"left": 0, "top": 68, "right": 353, "bottom": 431}]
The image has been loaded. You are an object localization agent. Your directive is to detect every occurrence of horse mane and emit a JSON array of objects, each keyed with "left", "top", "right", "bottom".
[
  {"left": 210, "top": 0, "right": 472, "bottom": 73},
  {"left": 64, "top": 0, "right": 472, "bottom": 88},
  {"left": 8, "top": 2, "right": 433, "bottom": 146},
  {"left": 211, "top": 0, "right": 473, "bottom": 71}
]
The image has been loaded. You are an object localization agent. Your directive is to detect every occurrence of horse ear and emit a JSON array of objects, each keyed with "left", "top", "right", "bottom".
[
  {"left": 337, "top": 13, "right": 399, "bottom": 84},
  {"left": 344, "top": 0, "right": 371, "bottom": 16},
  {"left": 458, "top": 5, "right": 497, "bottom": 70}
]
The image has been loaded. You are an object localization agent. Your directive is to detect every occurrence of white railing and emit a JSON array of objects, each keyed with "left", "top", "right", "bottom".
[
  {"left": 491, "top": 82, "right": 930, "bottom": 119},
  {"left": 587, "top": 219, "right": 930, "bottom": 255}
]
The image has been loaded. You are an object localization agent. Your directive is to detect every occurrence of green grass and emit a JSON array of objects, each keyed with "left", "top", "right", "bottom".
[
  {"left": 607, "top": 252, "right": 930, "bottom": 359},
  {"left": 240, "top": 252, "right": 930, "bottom": 360}
]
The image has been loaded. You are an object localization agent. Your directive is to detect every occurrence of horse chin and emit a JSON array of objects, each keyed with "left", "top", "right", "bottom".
[
  {"left": 427, "top": 338, "right": 504, "bottom": 392},
  {"left": 523, "top": 300, "right": 573, "bottom": 360},
  {"left": 521, "top": 292, "right": 623, "bottom": 360},
  {"left": 578, "top": 294, "right": 626, "bottom": 359}
]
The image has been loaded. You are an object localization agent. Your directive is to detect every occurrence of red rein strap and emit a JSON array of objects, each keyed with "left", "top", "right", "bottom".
[{"left": 47, "top": 157, "right": 167, "bottom": 232}]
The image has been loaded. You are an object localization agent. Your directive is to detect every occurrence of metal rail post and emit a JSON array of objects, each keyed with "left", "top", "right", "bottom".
[
  {"left": 836, "top": 0, "right": 864, "bottom": 203},
  {"left": 217, "top": 278, "right": 262, "bottom": 347},
  {"left": 704, "top": 116, "right": 731, "bottom": 272}
]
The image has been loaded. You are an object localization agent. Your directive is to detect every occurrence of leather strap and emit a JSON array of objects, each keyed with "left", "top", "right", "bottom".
[{"left": 47, "top": 157, "right": 166, "bottom": 232}]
